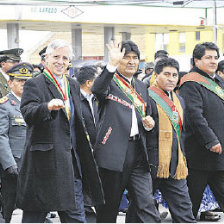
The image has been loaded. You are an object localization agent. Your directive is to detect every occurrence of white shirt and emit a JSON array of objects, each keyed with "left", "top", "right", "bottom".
[
  {"left": 53, "top": 73, "right": 71, "bottom": 111},
  {"left": 80, "top": 88, "right": 96, "bottom": 124}
]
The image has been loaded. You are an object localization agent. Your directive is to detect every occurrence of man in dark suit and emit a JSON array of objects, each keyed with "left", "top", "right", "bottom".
[
  {"left": 76, "top": 65, "right": 98, "bottom": 222},
  {"left": 0, "top": 48, "right": 23, "bottom": 98},
  {"left": 76, "top": 66, "right": 98, "bottom": 147},
  {"left": 179, "top": 42, "right": 224, "bottom": 219},
  {"left": 0, "top": 63, "right": 33, "bottom": 223},
  {"left": 16, "top": 39, "right": 104, "bottom": 223},
  {"left": 128, "top": 57, "right": 195, "bottom": 222},
  {"left": 92, "top": 40, "right": 161, "bottom": 223}
]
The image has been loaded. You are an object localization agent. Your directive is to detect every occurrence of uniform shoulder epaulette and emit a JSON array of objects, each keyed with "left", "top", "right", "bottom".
[{"left": 0, "top": 96, "right": 8, "bottom": 104}]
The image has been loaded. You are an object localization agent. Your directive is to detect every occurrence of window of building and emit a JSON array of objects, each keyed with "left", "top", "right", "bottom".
[
  {"left": 179, "top": 32, "right": 186, "bottom": 53},
  {"left": 155, "top": 33, "right": 169, "bottom": 52}
]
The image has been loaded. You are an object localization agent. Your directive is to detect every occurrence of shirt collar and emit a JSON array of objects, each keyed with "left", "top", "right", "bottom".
[
  {"left": 118, "top": 72, "right": 133, "bottom": 84},
  {"left": 80, "top": 88, "right": 94, "bottom": 101},
  {"left": 11, "top": 90, "right": 21, "bottom": 102}
]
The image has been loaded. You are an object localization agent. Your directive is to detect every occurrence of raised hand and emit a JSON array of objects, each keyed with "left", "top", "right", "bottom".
[{"left": 106, "top": 40, "right": 126, "bottom": 67}]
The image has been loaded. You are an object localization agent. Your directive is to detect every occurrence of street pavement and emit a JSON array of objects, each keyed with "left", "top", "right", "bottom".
[{"left": 10, "top": 207, "right": 224, "bottom": 223}]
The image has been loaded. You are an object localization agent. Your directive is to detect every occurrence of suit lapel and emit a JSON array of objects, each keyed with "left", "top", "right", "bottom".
[{"left": 69, "top": 78, "right": 82, "bottom": 121}]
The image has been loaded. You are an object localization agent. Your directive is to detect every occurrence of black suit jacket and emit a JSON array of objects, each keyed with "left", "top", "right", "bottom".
[
  {"left": 16, "top": 74, "right": 103, "bottom": 211},
  {"left": 92, "top": 68, "right": 152, "bottom": 172},
  {"left": 179, "top": 67, "right": 224, "bottom": 171},
  {"left": 80, "top": 92, "right": 98, "bottom": 146}
]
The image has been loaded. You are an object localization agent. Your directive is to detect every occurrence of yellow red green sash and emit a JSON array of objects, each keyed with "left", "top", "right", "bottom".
[
  {"left": 43, "top": 68, "right": 71, "bottom": 119},
  {"left": 113, "top": 73, "right": 146, "bottom": 117},
  {"left": 43, "top": 68, "right": 70, "bottom": 100},
  {"left": 148, "top": 86, "right": 182, "bottom": 142},
  {"left": 179, "top": 72, "right": 224, "bottom": 101}
]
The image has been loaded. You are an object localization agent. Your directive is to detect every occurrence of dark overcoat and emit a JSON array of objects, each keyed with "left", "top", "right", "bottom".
[
  {"left": 179, "top": 67, "right": 224, "bottom": 171},
  {"left": 92, "top": 68, "right": 151, "bottom": 172},
  {"left": 147, "top": 92, "right": 186, "bottom": 178},
  {"left": 16, "top": 74, "right": 104, "bottom": 211}
]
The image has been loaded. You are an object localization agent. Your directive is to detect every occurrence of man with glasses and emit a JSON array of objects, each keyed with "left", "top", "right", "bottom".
[
  {"left": 0, "top": 48, "right": 23, "bottom": 97},
  {"left": 179, "top": 42, "right": 224, "bottom": 219}
]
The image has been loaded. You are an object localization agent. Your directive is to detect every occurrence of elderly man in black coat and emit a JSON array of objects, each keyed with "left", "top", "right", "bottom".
[
  {"left": 92, "top": 40, "right": 160, "bottom": 223},
  {"left": 16, "top": 39, "right": 104, "bottom": 223},
  {"left": 179, "top": 42, "right": 224, "bottom": 219}
]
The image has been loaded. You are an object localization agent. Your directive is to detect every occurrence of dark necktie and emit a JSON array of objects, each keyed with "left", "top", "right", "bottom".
[{"left": 92, "top": 97, "right": 99, "bottom": 124}]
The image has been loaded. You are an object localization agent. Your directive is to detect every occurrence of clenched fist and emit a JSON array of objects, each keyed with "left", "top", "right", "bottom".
[
  {"left": 142, "top": 115, "right": 155, "bottom": 129},
  {"left": 48, "top": 99, "right": 65, "bottom": 111}
]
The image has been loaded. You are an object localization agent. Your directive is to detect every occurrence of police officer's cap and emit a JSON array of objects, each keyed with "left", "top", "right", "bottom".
[
  {"left": 7, "top": 62, "right": 33, "bottom": 79},
  {"left": 0, "top": 48, "right": 23, "bottom": 63},
  {"left": 39, "top": 46, "right": 47, "bottom": 61}
]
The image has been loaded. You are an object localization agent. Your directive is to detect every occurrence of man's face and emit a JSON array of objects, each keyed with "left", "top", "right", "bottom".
[
  {"left": 155, "top": 66, "right": 178, "bottom": 92},
  {"left": 1, "top": 60, "right": 19, "bottom": 73},
  {"left": 117, "top": 51, "right": 139, "bottom": 78},
  {"left": 195, "top": 50, "right": 218, "bottom": 76},
  {"left": 45, "top": 47, "right": 70, "bottom": 77},
  {"left": 8, "top": 78, "right": 26, "bottom": 97}
]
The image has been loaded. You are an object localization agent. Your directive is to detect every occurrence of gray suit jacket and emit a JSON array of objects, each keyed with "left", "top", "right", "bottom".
[{"left": 0, "top": 92, "right": 26, "bottom": 170}]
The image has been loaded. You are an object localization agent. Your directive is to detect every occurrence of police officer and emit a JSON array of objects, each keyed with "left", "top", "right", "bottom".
[
  {"left": 0, "top": 48, "right": 23, "bottom": 98},
  {"left": 0, "top": 62, "right": 32, "bottom": 223}
]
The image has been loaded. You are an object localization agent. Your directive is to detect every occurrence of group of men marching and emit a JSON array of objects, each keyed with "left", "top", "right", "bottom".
[{"left": 0, "top": 39, "right": 224, "bottom": 223}]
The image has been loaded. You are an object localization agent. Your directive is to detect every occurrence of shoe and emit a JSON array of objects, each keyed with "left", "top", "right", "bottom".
[
  {"left": 160, "top": 211, "right": 168, "bottom": 220},
  {"left": 44, "top": 217, "right": 53, "bottom": 223},
  {"left": 119, "top": 208, "right": 128, "bottom": 213},
  {"left": 200, "top": 211, "right": 221, "bottom": 221}
]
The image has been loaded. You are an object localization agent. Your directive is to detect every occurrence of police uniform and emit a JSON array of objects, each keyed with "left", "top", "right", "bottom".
[
  {"left": 0, "top": 48, "right": 23, "bottom": 98},
  {"left": 0, "top": 62, "right": 32, "bottom": 222}
]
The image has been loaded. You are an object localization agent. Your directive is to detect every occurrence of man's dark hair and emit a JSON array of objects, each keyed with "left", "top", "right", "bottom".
[
  {"left": 192, "top": 42, "right": 220, "bottom": 66},
  {"left": 154, "top": 57, "right": 179, "bottom": 75},
  {"left": 217, "top": 60, "right": 224, "bottom": 73},
  {"left": 154, "top": 50, "right": 168, "bottom": 60},
  {"left": 121, "top": 40, "right": 140, "bottom": 59},
  {"left": 76, "top": 65, "right": 97, "bottom": 85}
]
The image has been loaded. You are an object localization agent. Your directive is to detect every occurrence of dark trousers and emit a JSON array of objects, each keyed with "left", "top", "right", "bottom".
[
  {"left": 96, "top": 140, "right": 161, "bottom": 223},
  {"left": 187, "top": 168, "right": 224, "bottom": 218},
  {"left": 126, "top": 178, "right": 196, "bottom": 223},
  {"left": 22, "top": 178, "right": 86, "bottom": 223},
  {"left": 154, "top": 178, "right": 196, "bottom": 223},
  {"left": 0, "top": 166, "right": 17, "bottom": 223}
]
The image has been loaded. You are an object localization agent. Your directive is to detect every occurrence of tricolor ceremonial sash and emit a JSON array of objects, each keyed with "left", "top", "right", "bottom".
[
  {"left": 148, "top": 85, "right": 187, "bottom": 179},
  {"left": 179, "top": 72, "right": 224, "bottom": 101},
  {"left": 148, "top": 86, "right": 182, "bottom": 142},
  {"left": 43, "top": 68, "right": 71, "bottom": 119},
  {"left": 113, "top": 73, "right": 146, "bottom": 117}
]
